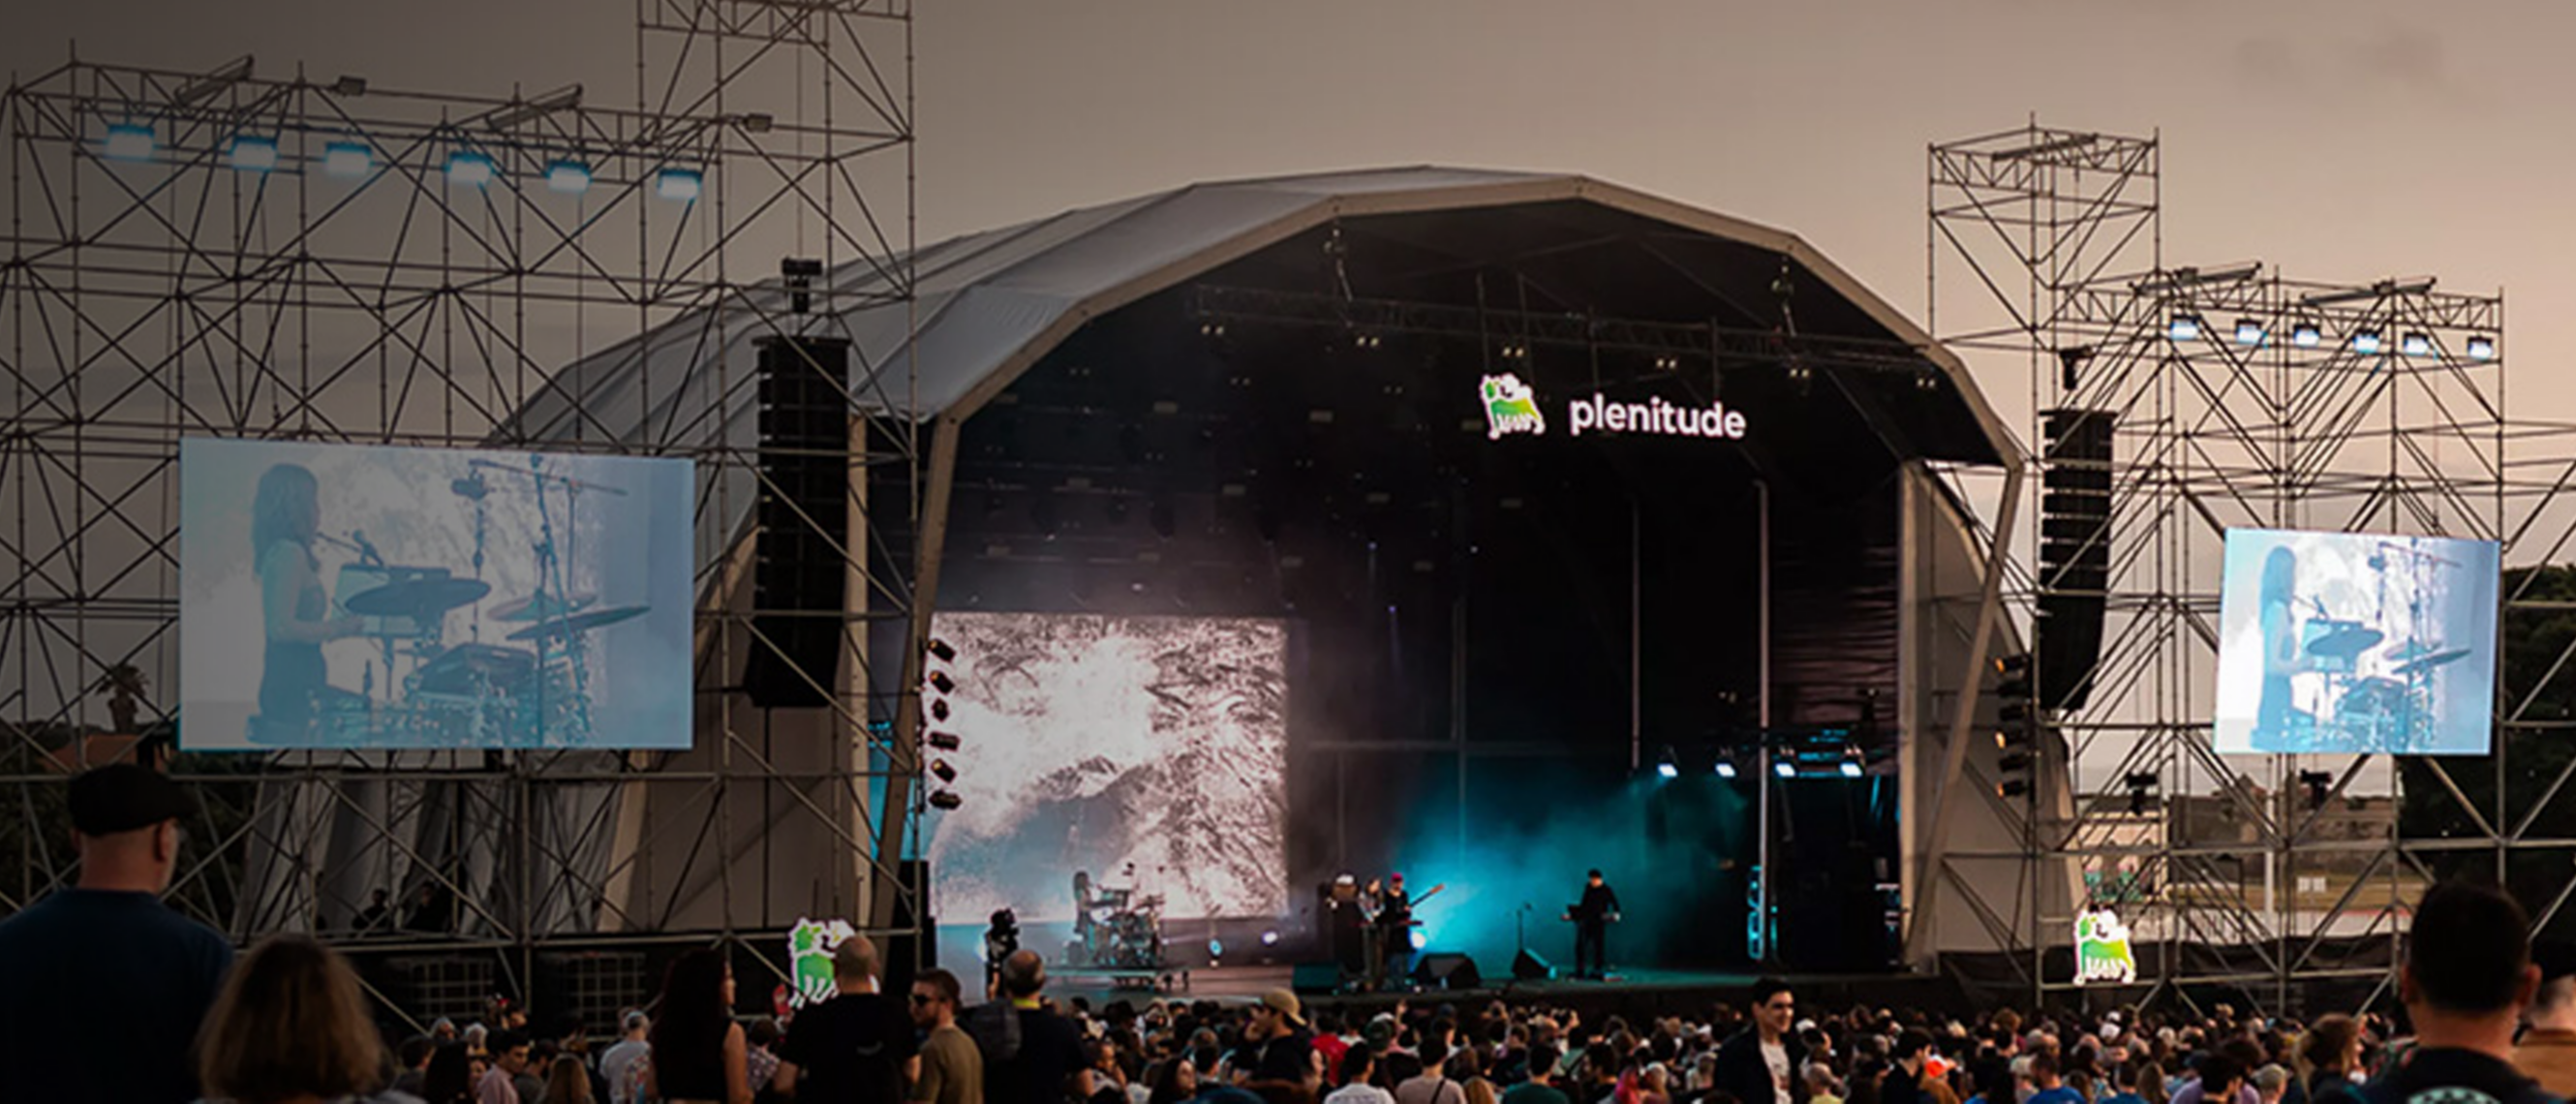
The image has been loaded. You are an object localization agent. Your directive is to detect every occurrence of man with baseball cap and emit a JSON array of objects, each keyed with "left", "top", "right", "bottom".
[
  {"left": 0, "top": 763, "right": 235, "bottom": 1104},
  {"left": 1243, "top": 989, "right": 1321, "bottom": 1089}
]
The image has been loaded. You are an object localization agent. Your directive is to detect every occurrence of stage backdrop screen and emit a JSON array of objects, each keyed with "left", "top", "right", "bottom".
[
  {"left": 180, "top": 438, "right": 693, "bottom": 751},
  {"left": 2214, "top": 528, "right": 2499, "bottom": 755},
  {"left": 924, "top": 612, "right": 1289, "bottom": 928}
]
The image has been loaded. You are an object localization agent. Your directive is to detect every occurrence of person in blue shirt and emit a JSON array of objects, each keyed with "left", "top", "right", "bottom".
[
  {"left": 0, "top": 764, "right": 235, "bottom": 1104},
  {"left": 2026, "top": 1052, "right": 2085, "bottom": 1104}
]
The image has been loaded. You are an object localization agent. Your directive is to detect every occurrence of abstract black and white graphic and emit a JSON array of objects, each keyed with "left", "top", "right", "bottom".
[{"left": 924, "top": 613, "right": 1289, "bottom": 925}]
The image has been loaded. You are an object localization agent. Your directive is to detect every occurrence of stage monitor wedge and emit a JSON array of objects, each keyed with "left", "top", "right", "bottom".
[{"left": 2213, "top": 528, "right": 2499, "bottom": 755}]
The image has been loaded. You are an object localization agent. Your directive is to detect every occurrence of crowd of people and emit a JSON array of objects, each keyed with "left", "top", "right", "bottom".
[{"left": 9, "top": 766, "right": 2576, "bottom": 1104}]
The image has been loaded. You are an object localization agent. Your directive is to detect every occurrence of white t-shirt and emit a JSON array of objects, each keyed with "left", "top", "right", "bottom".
[
  {"left": 598, "top": 1039, "right": 649, "bottom": 1104},
  {"left": 1762, "top": 1041, "right": 1793, "bottom": 1104},
  {"left": 1332, "top": 1084, "right": 1401, "bottom": 1104}
]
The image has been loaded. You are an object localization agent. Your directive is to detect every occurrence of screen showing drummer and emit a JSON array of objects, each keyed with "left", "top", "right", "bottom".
[
  {"left": 2213, "top": 528, "right": 2499, "bottom": 755},
  {"left": 180, "top": 438, "right": 693, "bottom": 750}
]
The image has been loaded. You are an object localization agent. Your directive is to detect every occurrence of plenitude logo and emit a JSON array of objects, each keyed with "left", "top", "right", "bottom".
[{"left": 1477, "top": 375, "right": 1746, "bottom": 442}]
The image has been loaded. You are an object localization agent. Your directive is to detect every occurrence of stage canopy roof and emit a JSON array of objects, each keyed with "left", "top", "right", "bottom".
[{"left": 509, "top": 167, "right": 2019, "bottom": 475}]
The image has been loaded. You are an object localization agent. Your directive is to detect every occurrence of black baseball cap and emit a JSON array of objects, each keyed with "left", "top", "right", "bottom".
[{"left": 68, "top": 764, "right": 194, "bottom": 836}]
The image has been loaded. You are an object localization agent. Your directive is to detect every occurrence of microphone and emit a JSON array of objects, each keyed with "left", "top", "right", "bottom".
[{"left": 352, "top": 530, "right": 383, "bottom": 567}]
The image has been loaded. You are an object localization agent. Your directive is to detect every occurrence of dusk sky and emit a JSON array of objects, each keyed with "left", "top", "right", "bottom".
[{"left": 11, "top": 0, "right": 2561, "bottom": 434}]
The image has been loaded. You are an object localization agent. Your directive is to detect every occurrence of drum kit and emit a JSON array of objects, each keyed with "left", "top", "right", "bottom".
[
  {"left": 2290, "top": 543, "right": 2471, "bottom": 753},
  {"left": 1071, "top": 874, "right": 1166, "bottom": 969},
  {"left": 285, "top": 455, "right": 646, "bottom": 749}
]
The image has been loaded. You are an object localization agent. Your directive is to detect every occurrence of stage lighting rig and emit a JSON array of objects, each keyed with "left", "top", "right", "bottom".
[
  {"left": 1655, "top": 747, "right": 1679, "bottom": 780},
  {"left": 926, "top": 731, "right": 961, "bottom": 752},
  {"left": 929, "top": 791, "right": 962, "bottom": 811},
  {"left": 925, "top": 637, "right": 964, "bottom": 809}
]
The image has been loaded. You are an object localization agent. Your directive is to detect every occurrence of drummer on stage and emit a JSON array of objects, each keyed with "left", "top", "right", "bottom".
[{"left": 252, "top": 464, "right": 363, "bottom": 743}]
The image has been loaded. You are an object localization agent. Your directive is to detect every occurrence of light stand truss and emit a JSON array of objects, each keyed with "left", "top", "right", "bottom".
[
  {"left": 2, "top": 0, "right": 919, "bottom": 1026},
  {"left": 1926, "top": 120, "right": 2576, "bottom": 1015}
]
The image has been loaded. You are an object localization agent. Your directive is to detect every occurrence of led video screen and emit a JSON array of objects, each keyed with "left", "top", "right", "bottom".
[
  {"left": 2214, "top": 528, "right": 2499, "bottom": 755},
  {"left": 180, "top": 438, "right": 693, "bottom": 750},
  {"left": 924, "top": 613, "right": 1289, "bottom": 931}
]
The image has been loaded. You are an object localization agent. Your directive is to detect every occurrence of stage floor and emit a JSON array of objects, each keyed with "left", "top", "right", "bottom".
[{"left": 1040, "top": 964, "right": 1967, "bottom": 1017}]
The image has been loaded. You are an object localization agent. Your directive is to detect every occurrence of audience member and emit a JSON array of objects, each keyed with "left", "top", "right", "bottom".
[
  {"left": 1717, "top": 979, "right": 1806, "bottom": 1104},
  {"left": 2377, "top": 881, "right": 2556, "bottom": 1104},
  {"left": 0, "top": 764, "right": 234, "bottom": 1104},
  {"left": 483, "top": 1029, "right": 535, "bottom": 1104},
  {"left": 648, "top": 949, "right": 752, "bottom": 1104},
  {"left": 545, "top": 1054, "right": 597, "bottom": 1104},
  {"left": 194, "top": 935, "right": 402, "bottom": 1104},
  {"left": 972, "top": 951, "right": 1095, "bottom": 1104},
  {"left": 601, "top": 1010, "right": 653, "bottom": 1104}
]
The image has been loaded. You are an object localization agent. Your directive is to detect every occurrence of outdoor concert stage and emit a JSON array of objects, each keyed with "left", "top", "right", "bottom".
[{"left": 1044, "top": 964, "right": 1969, "bottom": 1019}]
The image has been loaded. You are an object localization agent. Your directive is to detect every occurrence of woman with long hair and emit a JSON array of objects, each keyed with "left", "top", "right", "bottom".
[
  {"left": 2253, "top": 544, "right": 2303, "bottom": 750},
  {"left": 1150, "top": 1056, "right": 1204, "bottom": 1104},
  {"left": 540, "top": 1053, "right": 594, "bottom": 1104},
  {"left": 421, "top": 1043, "right": 476, "bottom": 1104},
  {"left": 251, "top": 463, "right": 358, "bottom": 741},
  {"left": 2294, "top": 1016, "right": 2365, "bottom": 1104},
  {"left": 647, "top": 948, "right": 751, "bottom": 1104},
  {"left": 195, "top": 934, "right": 404, "bottom": 1104}
]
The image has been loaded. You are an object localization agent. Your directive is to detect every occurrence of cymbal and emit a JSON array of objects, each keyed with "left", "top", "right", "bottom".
[
  {"left": 489, "top": 591, "right": 598, "bottom": 623},
  {"left": 2306, "top": 626, "right": 2383, "bottom": 659},
  {"left": 505, "top": 605, "right": 648, "bottom": 643},
  {"left": 2392, "top": 648, "right": 2471, "bottom": 676},
  {"left": 347, "top": 576, "right": 492, "bottom": 618}
]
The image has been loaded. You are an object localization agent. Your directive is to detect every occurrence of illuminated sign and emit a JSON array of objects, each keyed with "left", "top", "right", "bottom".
[
  {"left": 1568, "top": 393, "right": 1746, "bottom": 440},
  {"left": 1481, "top": 375, "right": 1547, "bottom": 439},
  {"left": 1477, "top": 377, "right": 1747, "bottom": 442},
  {"left": 2073, "top": 908, "right": 2137, "bottom": 986},
  {"left": 788, "top": 916, "right": 858, "bottom": 1006}
]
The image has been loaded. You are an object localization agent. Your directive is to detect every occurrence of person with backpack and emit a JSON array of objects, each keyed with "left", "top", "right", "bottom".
[{"left": 969, "top": 951, "right": 1094, "bottom": 1104}]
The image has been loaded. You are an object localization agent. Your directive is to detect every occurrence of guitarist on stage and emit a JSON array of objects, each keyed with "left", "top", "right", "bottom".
[
  {"left": 1563, "top": 869, "right": 1621, "bottom": 980},
  {"left": 1366, "top": 873, "right": 1443, "bottom": 988}
]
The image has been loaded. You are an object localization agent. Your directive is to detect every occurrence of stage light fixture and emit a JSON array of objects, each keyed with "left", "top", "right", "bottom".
[
  {"left": 656, "top": 168, "right": 703, "bottom": 201},
  {"left": 445, "top": 150, "right": 496, "bottom": 187},
  {"left": 1714, "top": 758, "right": 1737, "bottom": 780},
  {"left": 930, "top": 699, "right": 950, "bottom": 722},
  {"left": 2166, "top": 314, "right": 2203, "bottom": 342},
  {"left": 926, "top": 731, "right": 961, "bottom": 752},
  {"left": 1409, "top": 929, "right": 1427, "bottom": 951},
  {"left": 1209, "top": 938, "right": 1224, "bottom": 958},
  {"left": 2291, "top": 322, "right": 2322, "bottom": 348},
  {"left": 2234, "top": 319, "right": 2266, "bottom": 346},
  {"left": 1838, "top": 758, "right": 1864, "bottom": 779},
  {"left": 927, "top": 671, "right": 957, "bottom": 695},
  {"left": 930, "top": 759, "right": 957, "bottom": 784},
  {"left": 2401, "top": 331, "right": 2433, "bottom": 356},
  {"left": 1773, "top": 758, "right": 1796, "bottom": 780},
  {"left": 1999, "top": 780, "right": 2031, "bottom": 798},
  {"left": 1261, "top": 930, "right": 1280, "bottom": 946},
  {"left": 545, "top": 160, "right": 593, "bottom": 195},
  {"left": 927, "top": 637, "right": 958, "bottom": 663},
  {"left": 2351, "top": 329, "right": 2383, "bottom": 354},
  {"left": 928, "top": 790, "right": 962, "bottom": 811},
  {"left": 1655, "top": 746, "right": 1678, "bottom": 780},
  {"left": 227, "top": 135, "right": 279, "bottom": 172},
  {"left": 104, "top": 123, "right": 156, "bottom": 162},
  {"left": 322, "top": 141, "right": 373, "bottom": 178},
  {"left": 2468, "top": 335, "right": 2497, "bottom": 360}
]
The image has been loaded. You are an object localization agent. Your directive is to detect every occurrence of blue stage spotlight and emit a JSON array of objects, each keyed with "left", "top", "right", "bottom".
[
  {"left": 445, "top": 150, "right": 496, "bottom": 187},
  {"left": 2351, "top": 329, "right": 2383, "bottom": 354},
  {"left": 1839, "top": 758, "right": 1864, "bottom": 779},
  {"left": 545, "top": 160, "right": 593, "bottom": 195},
  {"left": 1714, "top": 759, "right": 1738, "bottom": 780},
  {"left": 1773, "top": 758, "right": 1796, "bottom": 779},
  {"left": 2166, "top": 314, "right": 2202, "bottom": 342},
  {"left": 104, "top": 123, "right": 155, "bottom": 162},
  {"left": 656, "top": 168, "right": 703, "bottom": 201},
  {"left": 2234, "top": 319, "right": 2265, "bottom": 346},
  {"left": 2291, "top": 322, "right": 2322, "bottom": 349},
  {"left": 2401, "top": 331, "right": 2433, "bottom": 357},
  {"left": 1655, "top": 746, "right": 1679, "bottom": 780},
  {"left": 2468, "top": 335, "right": 2497, "bottom": 360},
  {"left": 1208, "top": 938, "right": 1223, "bottom": 959},
  {"left": 227, "top": 135, "right": 279, "bottom": 172},
  {"left": 322, "top": 141, "right": 373, "bottom": 178}
]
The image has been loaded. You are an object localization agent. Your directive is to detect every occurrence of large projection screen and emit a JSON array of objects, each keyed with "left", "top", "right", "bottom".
[
  {"left": 181, "top": 438, "right": 693, "bottom": 751},
  {"left": 2214, "top": 528, "right": 2499, "bottom": 755},
  {"left": 924, "top": 613, "right": 1289, "bottom": 931}
]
